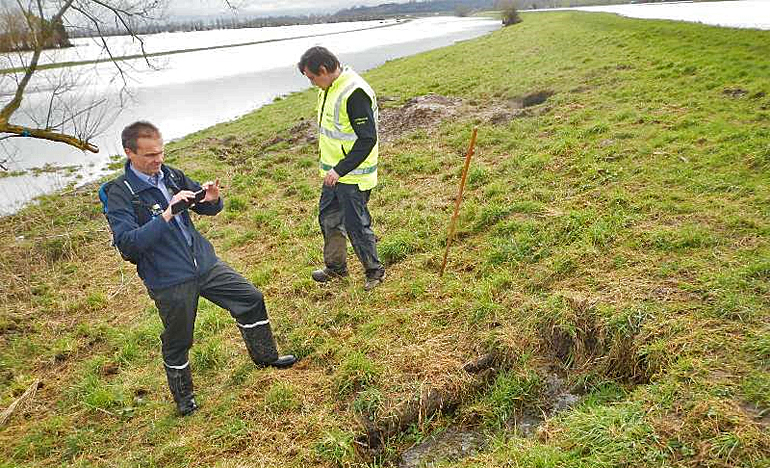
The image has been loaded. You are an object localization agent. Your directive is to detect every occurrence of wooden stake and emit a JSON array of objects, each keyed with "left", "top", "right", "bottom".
[{"left": 440, "top": 127, "right": 478, "bottom": 276}]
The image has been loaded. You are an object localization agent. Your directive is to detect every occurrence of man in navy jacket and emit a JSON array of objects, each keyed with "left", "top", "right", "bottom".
[{"left": 106, "top": 121, "right": 296, "bottom": 416}]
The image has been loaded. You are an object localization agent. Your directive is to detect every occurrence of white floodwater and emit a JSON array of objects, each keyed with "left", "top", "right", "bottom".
[
  {"left": 12, "top": 20, "right": 404, "bottom": 67},
  {"left": 569, "top": 0, "right": 770, "bottom": 30},
  {"left": 0, "top": 16, "right": 500, "bottom": 215}
]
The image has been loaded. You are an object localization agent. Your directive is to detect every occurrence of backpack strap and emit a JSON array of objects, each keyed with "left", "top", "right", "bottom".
[
  {"left": 101, "top": 175, "right": 153, "bottom": 264},
  {"left": 102, "top": 175, "right": 150, "bottom": 226}
]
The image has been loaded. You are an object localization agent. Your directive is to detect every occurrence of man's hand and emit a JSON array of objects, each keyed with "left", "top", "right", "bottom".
[
  {"left": 323, "top": 169, "right": 340, "bottom": 187},
  {"left": 202, "top": 178, "right": 221, "bottom": 202},
  {"left": 162, "top": 190, "right": 197, "bottom": 222}
]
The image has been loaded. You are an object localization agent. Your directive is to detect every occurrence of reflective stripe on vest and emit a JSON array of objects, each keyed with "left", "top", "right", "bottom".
[
  {"left": 318, "top": 125, "right": 357, "bottom": 141},
  {"left": 320, "top": 162, "right": 377, "bottom": 175},
  {"left": 334, "top": 82, "right": 362, "bottom": 133}
]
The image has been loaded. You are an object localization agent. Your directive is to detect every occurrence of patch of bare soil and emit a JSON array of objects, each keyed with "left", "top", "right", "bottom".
[
  {"left": 266, "top": 91, "right": 555, "bottom": 150},
  {"left": 379, "top": 94, "right": 463, "bottom": 143},
  {"left": 740, "top": 402, "right": 770, "bottom": 429},
  {"left": 477, "top": 90, "right": 555, "bottom": 125},
  {"left": 517, "top": 90, "right": 555, "bottom": 108},
  {"left": 192, "top": 135, "right": 246, "bottom": 162},
  {"left": 378, "top": 90, "right": 555, "bottom": 141},
  {"left": 215, "top": 119, "right": 316, "bottom": 164},
  {"left": 723, "top": 87, "right": 749, "bottom": 98},
  {"left": 260, "top": 118, "right": 316, "bottom": 150}
]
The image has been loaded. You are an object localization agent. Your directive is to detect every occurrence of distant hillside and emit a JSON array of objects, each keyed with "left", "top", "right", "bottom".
[
  {"left": 518, "top": 0, "right": 685, "bottom": 9},
  {"left": 334, "top": 0, "right": 495, "bottom": 18},
  {"left": 334, "top": 0, "right": 690, "bottom": 17}
]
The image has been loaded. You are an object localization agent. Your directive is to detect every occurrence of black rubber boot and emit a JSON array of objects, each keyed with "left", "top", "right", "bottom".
[
  {"left": 238, "top": 323, "right": 297, "bottom": 369},
  {"left": 164, "top": 366, "right": 198, "bottom": 416}
]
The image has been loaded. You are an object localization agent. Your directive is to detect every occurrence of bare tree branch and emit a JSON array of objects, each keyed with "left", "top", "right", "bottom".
[
  {"left": 1, "top": 0, "right": 75, "bottom": 123},
  {"left": 0, "top": 0, "right": 164, "bottom": 157},
  {"left": 0, "top": 2, "right": 44, "bottom": 125},
  {"left": 69, "top": 4, "right": 130, "bottom": 89},
  {"left": 90, "top": 0, "right": 153, "bottom": 66},
  {"left": 53, "top": 96, "right": 109, "bottom": 132},
  {"left": 1, "top": 123, "right": 97, "bottom": 151}
]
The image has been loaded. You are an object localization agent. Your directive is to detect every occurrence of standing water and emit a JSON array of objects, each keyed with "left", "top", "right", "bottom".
[
  {"left": 570, "top": 0, "right": 770, "bottom": 30},
  {"left": 0, "top": 17, "right": 500, "bottom": 215}
]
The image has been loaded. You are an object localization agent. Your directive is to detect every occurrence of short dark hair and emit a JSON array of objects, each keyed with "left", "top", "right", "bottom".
[
  {"left": 122, "top": 121, "right": 161, "bottom": 152},
  {"left": 298, "top": 46, "right": 340, "bottom": 75}
]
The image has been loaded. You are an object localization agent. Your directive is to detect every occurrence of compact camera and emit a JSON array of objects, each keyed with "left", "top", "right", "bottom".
[{"left": 171, "top": 189, "right": 206, "bottom": 214}]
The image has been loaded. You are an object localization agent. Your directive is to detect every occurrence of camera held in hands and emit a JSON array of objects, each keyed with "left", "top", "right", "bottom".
[{"left": 171, "top": 189, "right": 206, "bottom": 215}]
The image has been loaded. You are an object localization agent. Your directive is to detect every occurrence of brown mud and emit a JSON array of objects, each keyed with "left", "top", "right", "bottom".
[{"left": 256, "top": 90, "right": 556, "bottom": 154}]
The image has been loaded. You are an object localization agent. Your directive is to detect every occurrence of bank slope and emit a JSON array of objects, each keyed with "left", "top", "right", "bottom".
[{"left": 0, "top": 11, "right": 768, "bottom": 468}]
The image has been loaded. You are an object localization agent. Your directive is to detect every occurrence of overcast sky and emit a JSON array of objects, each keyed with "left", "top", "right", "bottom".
[{"left": 167, "top": 0, "right": 395, "bottom": 18}]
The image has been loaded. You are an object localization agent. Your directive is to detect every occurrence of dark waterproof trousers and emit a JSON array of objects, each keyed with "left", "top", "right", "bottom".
[
  {"left": 319, "top": 182, "right": 384, "bottom": 279},
  {"left": 148, "top": 261, "right": 268, "bottom": 368}
]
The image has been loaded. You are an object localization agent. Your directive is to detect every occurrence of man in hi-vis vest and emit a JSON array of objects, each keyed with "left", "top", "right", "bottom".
[{"left": 298, "top": 46, "right": 386, "bottom": 291}]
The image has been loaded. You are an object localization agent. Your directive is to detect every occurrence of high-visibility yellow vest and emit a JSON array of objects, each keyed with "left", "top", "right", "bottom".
[{"left": 317, "top": 67, "right": 378, "bottom": 191}]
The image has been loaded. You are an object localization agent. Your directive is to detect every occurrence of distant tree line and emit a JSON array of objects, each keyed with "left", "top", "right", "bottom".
[
  {"left": 334, "top": 0, "right": 689, "bottom": 17},
  {"left": 0, "top": 10, "right": 71, "bottom": 53},
  {"left": 501, "top": 0, "right": 686, "bottom": 10}
]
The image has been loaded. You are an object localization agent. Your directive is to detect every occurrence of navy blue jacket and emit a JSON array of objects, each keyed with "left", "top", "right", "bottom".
[{"left": 106, "top": 162, "right": 224, "bottom": 290}]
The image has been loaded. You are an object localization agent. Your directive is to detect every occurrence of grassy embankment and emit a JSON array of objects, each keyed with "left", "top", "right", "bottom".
[{"left": 1, "top": 10, "right": 769, "bottom": 468}]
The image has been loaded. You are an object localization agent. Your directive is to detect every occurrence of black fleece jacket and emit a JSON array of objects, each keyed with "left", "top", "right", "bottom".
[{"left": 333, "top": 88, "right": 378, "bottom": 177}]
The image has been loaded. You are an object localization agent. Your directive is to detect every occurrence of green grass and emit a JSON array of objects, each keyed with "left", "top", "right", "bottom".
[{"left": 1, "top": 10, "right": 769, "bottom": 468}]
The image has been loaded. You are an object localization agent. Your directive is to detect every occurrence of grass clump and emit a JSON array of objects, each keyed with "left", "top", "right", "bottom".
[
  {"left": 379, "top": 229, "right": 422, "bottom": 264},
  {"left": 314, "top": 429, "right": 357, "bottom": 466},
  {"left": 264, "top": 381, "right": 300, "bottom": 414},
  {"left": 548, "top": 402, "right": 667, "bottom": 466},
  {"left": 333, "top": 351, "right": 380, "bottom": 397},
  {"left": 480, "top": 370, "right": 542, "bottom": 429}
]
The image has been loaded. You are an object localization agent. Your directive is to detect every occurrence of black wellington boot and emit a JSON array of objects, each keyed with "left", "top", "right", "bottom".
[
  {"left": 164, "top": 366, "right": 198, "bottom": 416},
  {"left": 238, "top": 322, "right": 297, "bottom": 369}
]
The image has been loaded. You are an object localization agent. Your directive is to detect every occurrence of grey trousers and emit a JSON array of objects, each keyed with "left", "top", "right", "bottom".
[
  {"left": 147, "top": 261, "right": 267, "bottom": 368},
  {"left": 319, "top": 182, "right": 384, "bottom": 279}
]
